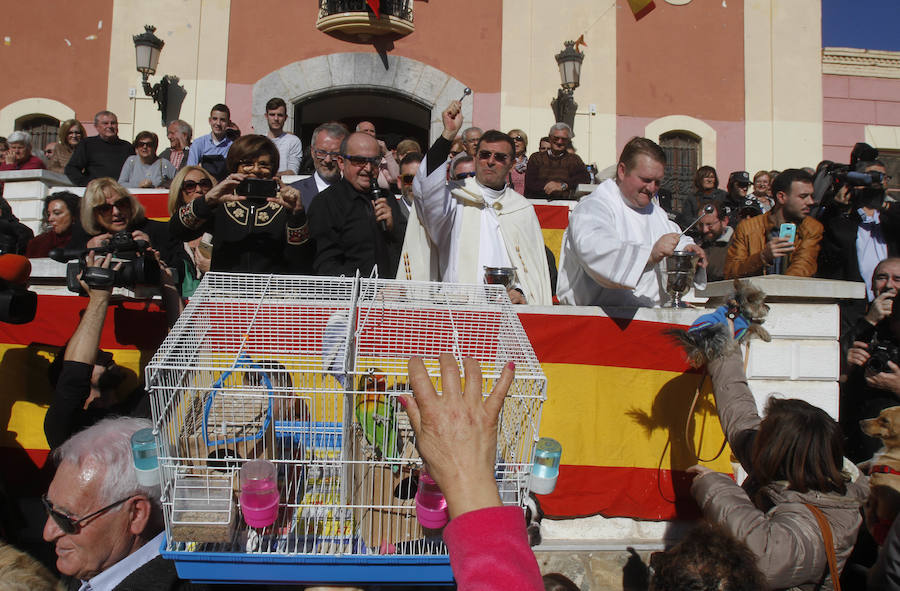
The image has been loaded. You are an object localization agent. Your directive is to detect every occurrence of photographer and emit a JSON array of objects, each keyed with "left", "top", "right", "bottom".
[
  {"left": 169, "top": 134, "right": 313, "bottom": 274},
  {"left": 69, "top": 177, "right": 177, "bottom": 265},
  {"left": 43, "top": 251, "right": 182, "bottom": 449},
  {"left": 843, "top": 257, "right": 900, "bottom": 462}
]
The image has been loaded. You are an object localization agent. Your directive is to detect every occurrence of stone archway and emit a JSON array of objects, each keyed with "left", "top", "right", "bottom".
[{"left": 251, "top": 53, "right": 472, "bottom": 143}]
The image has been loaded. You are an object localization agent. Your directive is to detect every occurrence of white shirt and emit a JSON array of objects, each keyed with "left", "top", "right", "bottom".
[
  {"left": 313, "top": 170, "right": 333, "bottom": 194},
  {"left": 558, "top": 178, "right": 704, "bottom": 307},
  {"left": 270, "top": 132, "right": 303, "bottom": 174},
  {"left": 478, "top": 185, "right": 514, "bottom": 271},
  {"left": 857, "top": 208, "right": 888, "bottom": 301},
  {"left": 80, "top": 531, "right": 164, "bottom": 591}
]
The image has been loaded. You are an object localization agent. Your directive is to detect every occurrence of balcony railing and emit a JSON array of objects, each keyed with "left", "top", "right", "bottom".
[{"left": 317, "top": 0, "right": 414, "bottom": 38}]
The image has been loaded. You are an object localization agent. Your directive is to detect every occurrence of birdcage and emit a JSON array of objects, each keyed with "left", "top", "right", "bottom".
[{"left": 146, "top": 272, "right": 546, "bottom": 584}]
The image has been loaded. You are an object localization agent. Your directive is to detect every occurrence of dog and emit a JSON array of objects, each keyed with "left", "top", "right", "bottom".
[
  {"left": 669, "top": 279, "right": 771, "bottom": 367},
  {"left": 860, "top": 406, "right": 900, "bottom": 545},
  {"left": 523, "top": 492, "right": 544, "bottom": 547}
]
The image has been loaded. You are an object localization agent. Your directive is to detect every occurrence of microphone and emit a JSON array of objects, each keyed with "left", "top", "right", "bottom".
[
  {"left": 370, "top": 181, "right": 388, "bottom": 232},
  {"left": 0, "top": 254, "right": 32, "bottom": 285}
]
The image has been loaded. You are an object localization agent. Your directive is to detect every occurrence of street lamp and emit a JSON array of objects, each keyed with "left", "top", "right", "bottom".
[
  {"left": 550, "top": 40, "right": 585, "bottom": 130},
  {"left": 133, "top": 25, "right": 177, "bottom": 122}
]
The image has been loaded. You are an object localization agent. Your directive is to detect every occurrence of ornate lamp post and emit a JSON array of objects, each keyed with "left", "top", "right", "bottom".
[
  {"left": 550, "top": 40, "right": 585, "bottom": 130},
  {"left": 133, "top": 25, "right": 177, "bottom": 123}
]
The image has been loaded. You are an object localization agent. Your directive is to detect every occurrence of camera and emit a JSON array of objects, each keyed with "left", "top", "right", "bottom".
[
  {"left": 50, "top": 231, "right": 161, "bottom": 295},
  {"left": 868, "top": 335, "right": 899, "bottom": 373}
]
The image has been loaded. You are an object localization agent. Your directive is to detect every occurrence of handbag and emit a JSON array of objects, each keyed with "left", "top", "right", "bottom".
[{"left": 804, "top": 503, "right": 842, "bottom": 591}]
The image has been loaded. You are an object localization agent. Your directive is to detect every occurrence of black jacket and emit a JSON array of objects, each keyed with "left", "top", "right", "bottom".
[
  {"left": 169, "top": 194, "right": 314, "bottom": 274},
  {"left": 818, "top": 204, "right": 900, "bottom": 284},
  {"left": 308, "top": 179, "right": 406, "bottom": 279},
  {"left": 65, "top": 136, "right": 134, "bottom": 186},
  {"left": 63, "top": 555, "right": 198, "bottom": 591}
]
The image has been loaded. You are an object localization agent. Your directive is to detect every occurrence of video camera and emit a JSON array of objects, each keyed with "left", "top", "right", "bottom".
[
  {"left": 50, "top": 231, "right": 161, "bottom": 295},
  {"left": 0, "top": 234, "right": 36, "bottom": 324},
  {"left": 813, "top": 142, "right": 886, "bottom": 206}
]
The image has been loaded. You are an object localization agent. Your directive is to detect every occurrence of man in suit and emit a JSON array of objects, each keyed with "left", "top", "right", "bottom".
[
  {"left": 43, "top": 417, "right": 190, "bottom": 590},
  {"left": 290, "top": 122, "right": 348, "bottom": 210}
]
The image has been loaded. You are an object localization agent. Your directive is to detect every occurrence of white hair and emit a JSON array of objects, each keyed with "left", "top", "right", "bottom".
[
  {"left": 7, "top": 131, "right": 31, "bottom": 147},
  {"left": 54, "top": 416, "right": 160, "bottom": 510},
  {"left": 549, "top": 122, "right": 574, "bottom": 138}
]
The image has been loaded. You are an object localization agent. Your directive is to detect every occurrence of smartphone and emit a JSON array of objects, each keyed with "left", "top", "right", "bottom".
[
  {"left": 236, "top": 178, "right": 277, "bottom": 203},
  {"left": 779, "top": 223, "right": 796, "bottom": 243}
]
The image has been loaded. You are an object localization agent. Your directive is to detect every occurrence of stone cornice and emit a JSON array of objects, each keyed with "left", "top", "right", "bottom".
[{"left": 823, "top": 47, "right": 900, "bottom": 79}]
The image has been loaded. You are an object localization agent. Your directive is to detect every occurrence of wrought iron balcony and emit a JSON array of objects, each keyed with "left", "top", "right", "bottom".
[{"left": 317, "top": 0, "right": 414, "bottom": 38}]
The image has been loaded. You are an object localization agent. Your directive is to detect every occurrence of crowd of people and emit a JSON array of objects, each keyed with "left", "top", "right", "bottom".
[{"left": 1, "top": 96, "right": 899, "bottom": 591}]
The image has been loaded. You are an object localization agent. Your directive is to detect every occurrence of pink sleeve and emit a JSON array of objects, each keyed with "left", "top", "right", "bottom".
[{"left": 443, "top": 506, "right": 543, "bottom": 591}]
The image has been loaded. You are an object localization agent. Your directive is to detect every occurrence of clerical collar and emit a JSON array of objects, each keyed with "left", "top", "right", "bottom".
[{"left": 476, "top": 181, "right": 506, "bottom": 204}]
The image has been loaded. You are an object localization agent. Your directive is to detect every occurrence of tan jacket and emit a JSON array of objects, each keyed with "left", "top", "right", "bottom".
[
  {"left": 692, "top": 353, "right": 868, "bottom": 590},
  {"left": 724, "top": 212, "right": 823, "bottom": 279}
]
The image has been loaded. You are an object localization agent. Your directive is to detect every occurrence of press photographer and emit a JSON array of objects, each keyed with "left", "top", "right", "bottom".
[{"left": 842, "top": 257, "right": 900, "bottom": 462}]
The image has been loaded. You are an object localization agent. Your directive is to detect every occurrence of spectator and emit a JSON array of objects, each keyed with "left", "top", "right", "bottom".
[
  {"left": 750, "top": 170, "right": 774, "bottom": 212},
  {"left": 687, "top": 332, "right": 867, "bottom": 590},
  {"left": 395, "top": 138, "right": 422, "bottom": 161},
  {"left": 65, "top": 111, "right": 133, "bottom": 185},
  {"left": 167, "top": 166, "right": 216, "bottom": 297},
  {"left": 41, "top": 142, "right": 57, "bottom": 164},
  {"left": 649, "top": 522, "right": 764, "bottom": 591},
  {"left": 449, "top": 136, "right": 466, "bottom": 159},
  {"left": 449, "top": 153, "right": 475, "bottom": 181},
  {"left": 412, "top": 101, "right": 551, "bottom": 304},
  {"left": 524, "top": 123, "right": 590, "bottom": 200},
  {"left": 68, "top": 178, "right": 176, "bottom": 264},
  {"left": 461, "top": 126, "right": 483, "bottom": 158},
  {"left": 117, "top": 131, "right": 176, "bottom": 188},
  {"left": 46, "top": 119, "right": 86, "bottom": 174},
  {"left": 722, "top": 171, "right": 753, "bottom": 227},
  {"left": 1, "top": 131, "right": 45, "bottom": 171},
  {"left": 676, "top": 165, "right": 726, "bottom": 229},
  {"left": 724, "top": 168, "right": 822, "bottom": 279},
  {"left": 506, "top": 128, "right": 529, "bottom": 195},
  {"left": 171, "top": 134, "right": 311, "bottom": 274},
  {"left": 25, "top": 192, "right": 81, "bottom": 258},
  {"left": 696, "top": 201, "right": 732, "bottom": 282},
  {"left": 308, "top": 131, "right": 406, "bottom": 278},
  {"left": 538, "top": 136, "right": 551, "bottom": 153},
  {"left": 0, "top": 136, "right": 7, "bottom": 161},
  {"left": 186, "top": 103, "right": 233, "bottom": 180},
  {"left": 356, "top": 120, "right": 399, "bottom": 191},
  {"left": 557, "top": 137, "right": 706, "bottom": 308},
  {"left": 159, "top": 120, "right": 191, "bottom": 171},
  {"left": 842, "top": 257, "right": 900, "bottom": 462},
  {"left": 265, "top": 97, "right": 302, "bottom": 175},
  {"left": 42, "top": 417, "right": 188, "bottom": 590},
  {"left": 397, "top": 152, "right": 422, "bottom": 218},
  {"left": 290, "top": 122, "right": 348, "bottom": 210},
  {"left": 397, "top": 152, "right": 438, "bottom": 281},
  {"left": 404, "top": 353, "right": 543, "bottom": 591}
]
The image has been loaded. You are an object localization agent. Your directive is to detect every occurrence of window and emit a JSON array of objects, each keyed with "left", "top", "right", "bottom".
[
  {"left": 15, "top": 115, "right": 60, "bottom": 154},
  {"left": 659, "top": 131, "right": 701, "bottom": 213}
]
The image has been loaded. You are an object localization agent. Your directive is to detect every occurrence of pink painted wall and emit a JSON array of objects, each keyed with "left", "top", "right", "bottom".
[
  {"left": 225, "top": 83, "right": 254, "bottom": 136},
  {"left": 616, "top": 116, "right": 746, "bottom": 187},
  {"left": 823, "top": 74, "right": 900, "bottom": 162}
]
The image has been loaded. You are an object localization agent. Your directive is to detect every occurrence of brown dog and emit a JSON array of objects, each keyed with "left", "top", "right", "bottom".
[{"left": 861, "top": 406, "right": 900, "bottom": 544}]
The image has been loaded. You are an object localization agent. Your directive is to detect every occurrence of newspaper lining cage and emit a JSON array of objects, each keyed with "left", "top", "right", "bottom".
[{"left": 146, "top": 272, "right": 546, "bottom": 582}]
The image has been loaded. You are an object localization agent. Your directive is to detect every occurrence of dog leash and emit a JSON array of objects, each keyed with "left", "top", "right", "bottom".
[{"left": 684, "top": 342, "right": 752, "bottom": 463}]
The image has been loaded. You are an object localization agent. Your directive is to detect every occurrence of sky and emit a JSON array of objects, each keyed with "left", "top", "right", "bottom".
[{"left": 822, "top": 0, "right": 900, "bottom": 51}]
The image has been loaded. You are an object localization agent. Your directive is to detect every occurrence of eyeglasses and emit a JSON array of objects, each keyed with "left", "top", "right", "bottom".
[
  {"left": 93, "top": 198, "right": 131, "bottom": 216},
  {"left": 313, "top": 149, "right": 340, "bottom": 161},
  {"left": 452, "top": 171, "right": 477, "bottom": 180},
  {"left": 549, "top": 136, "right": 569, "bottom": 144},
  {"left": 136, "top": 141, "right": 155, "bottom": 148},
  {"left": 42, "top": 494, "right": 133, "bottom": 534},
  {"left": 182, "top": 178, "right": 213, "bottom": 192},
  {"left": 400, "top": 174, "right": 415, "bottom": 185},
  {"left": 238, "top": 159, "right": 274, "bottom": 172},
  {"left": 343, "top": 154, "right": 381, "bottom": 168},
  {"left": 477, "top": 150, "right": 511, "bottom": 164}
]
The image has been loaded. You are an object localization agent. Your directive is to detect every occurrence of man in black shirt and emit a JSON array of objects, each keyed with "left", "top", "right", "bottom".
[
  {"left": 65, "top": 111, "right": 134, "bottom": 185},
  {"left": 308, "top": 132, "right": 406, "bottom": 278}
]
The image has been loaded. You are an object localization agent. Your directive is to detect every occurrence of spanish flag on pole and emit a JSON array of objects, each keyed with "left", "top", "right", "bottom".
[{"left": 627, "top": 0, "right": 655, "bottom": 20}]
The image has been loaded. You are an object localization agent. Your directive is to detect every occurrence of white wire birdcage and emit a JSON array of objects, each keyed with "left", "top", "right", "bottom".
[{"left": 145, "top": 272, "right": 546, "bottom": 583}]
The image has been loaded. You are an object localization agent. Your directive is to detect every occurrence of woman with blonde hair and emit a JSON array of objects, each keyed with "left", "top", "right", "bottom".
[
  {"left": 46, "top": 119, "right": 86, "bottom": 174},
  {"left": 167, "top": 166, "right": 215, "bottom": 296},
  {"left": 70, "top": 177, "right": 175, "bottom": 263},
  {"left": 506, "top": 128, "right": 529, "bottom": 194}
]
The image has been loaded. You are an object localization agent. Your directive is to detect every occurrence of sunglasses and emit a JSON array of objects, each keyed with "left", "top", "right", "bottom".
[
  {"left": 511, "top": 136, "right": 525, "bottom": 142},
  {"left": 400, "top": 174, "right": 415, "bottom": 185},
  {"left": 477, "top": 150, "right": 511, "bottom": 164},
  {"left": 42, "top": 494, "right": 132, "bottom": 534},
  {"left": 136, "top": 141, "right": 155, "bottom": 148},
  {"left": 452, "top": 171, "right": 477, "bottom": 180},
  {"left": 183, "top": 178, "right": 213, "bottom": 192},
  {"left": 343, "top": 154, "right": 381, "bottom": 168},
  {"left": 93, "top": 198, "right": 131, "bottom": 216}
]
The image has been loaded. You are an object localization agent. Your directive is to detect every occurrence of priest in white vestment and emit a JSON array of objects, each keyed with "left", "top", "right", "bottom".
[
  {"left": 557, "top": 137, "right": 707, "bottom": 308},
  {"left": 410, "top": 101, "right": 552, "bottom": 305}
]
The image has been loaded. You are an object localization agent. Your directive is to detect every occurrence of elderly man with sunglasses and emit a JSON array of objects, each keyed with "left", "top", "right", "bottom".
[
  {"left": 409, "top": 101, "right": 552, "bottom": 305},
  {"left": 308, "top": 131, "right": 407, "bottom": 278},
  {"left": 43, "top": 416, "right": 190, "bottom": 590}
]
